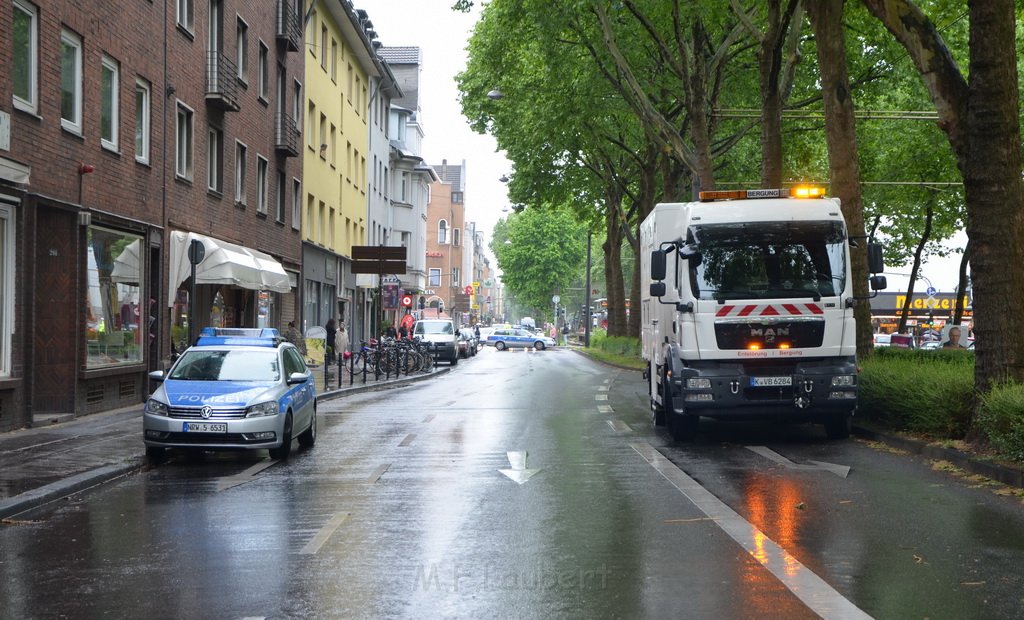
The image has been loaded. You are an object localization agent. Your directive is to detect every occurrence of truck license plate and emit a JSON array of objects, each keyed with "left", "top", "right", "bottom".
[
  {"left": 183, "top": 422, "right": 228, "bottom": 433},
  {"left": 749, "top": 376, "right": 792, "bottom": 387}
]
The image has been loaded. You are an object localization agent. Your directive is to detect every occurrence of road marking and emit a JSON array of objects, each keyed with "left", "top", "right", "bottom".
[
  {"left": 422, "top": 414, "right": 436, "bottom": 423},
  {"left": 399, "top": 433, "right": 417, "bottom": 447},
  {"left": 597, "top": 385, "right": 610, "bottom": 391},
  {"left": 747, "top": 446, "right": 851, "bottom": 478},
  {"left": 367, "top": 463, "right": 391, "bottom": 484},
  {"left": 499, "top": 450, "right": 542, "bottom": 484},
  {"left": 607, "top": 419, "right": 631, "bottom": 433},
  {"left": 595, "top": 394, "right": 608, "bottom": 401},
  {"left": 300, "top": 512, "right": 350, "bottom": 555},
  {"left": 217, "top": 459, "right": 276, "bottom": 492},
  {"left": 631, "top": 443, "right": 871, "bottom": 620},
  {"left": 597, "top": 405, "right": 614, "bottom": 414}
]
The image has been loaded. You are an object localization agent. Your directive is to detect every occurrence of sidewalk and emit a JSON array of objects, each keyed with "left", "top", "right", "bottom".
[{"left": 0, "top": 366, "right": 448, "bottom": 519}]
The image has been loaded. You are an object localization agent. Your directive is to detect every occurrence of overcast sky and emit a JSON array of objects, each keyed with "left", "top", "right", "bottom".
[{"left": 363, "top": 1, "right": 968, "bottom": 294}]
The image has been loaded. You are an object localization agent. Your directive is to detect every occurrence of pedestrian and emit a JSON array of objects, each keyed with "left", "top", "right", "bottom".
[
  {"left": 398, "top": 323, "right": 409, "bottom": 339},
  {"left": 561, "top": 323, "right": 569, "bottom": 346},
  {"left": 942, "top": 325, "right": 966, "bottom": 349},
  {"left": 336, "top": 321, "right": 350, "bottom": 360},
  {"left": 283, "top": 320, "right": 307, "bottom": 356},
  {"left": 325, "top": 318, "right": 337, "bottom": 363}
]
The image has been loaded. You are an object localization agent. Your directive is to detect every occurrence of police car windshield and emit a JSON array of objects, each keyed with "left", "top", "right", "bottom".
[
  {"left": 169, "top": 350, "right": 280, "bottom": 382},
  {"left": 688, "top": 220, "right": 847, "bottom": 301}
]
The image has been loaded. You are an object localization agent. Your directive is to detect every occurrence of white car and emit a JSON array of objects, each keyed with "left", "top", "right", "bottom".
[{"left": 414, "top": 319, "right": 459, "bottom": 365}]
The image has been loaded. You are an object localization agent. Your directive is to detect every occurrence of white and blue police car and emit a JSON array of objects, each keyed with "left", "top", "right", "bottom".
[{"left": 143, "top": 327, "right": 316, "bottom": 460}]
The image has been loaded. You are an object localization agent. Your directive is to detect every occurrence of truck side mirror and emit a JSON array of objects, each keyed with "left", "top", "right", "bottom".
[
  {"left": 867, "top": 243, "right": 884, "bottom": 274},
  {"left": 650, "top": 250, "right": 666, "bottom": 281},
  {"left": 650, "top": 282, "right": 666, "bottom": 297},
  {"left": 870, "top": 275, "right": 887, "bottom": 291}
]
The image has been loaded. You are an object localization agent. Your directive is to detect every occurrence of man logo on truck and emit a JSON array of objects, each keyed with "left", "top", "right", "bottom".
[{"left": 750, "top": 327, "right": 790, "bottom": 342}]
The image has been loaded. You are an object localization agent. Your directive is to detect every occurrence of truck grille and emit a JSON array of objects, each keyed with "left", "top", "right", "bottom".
[{"left": 715, "top": 320, "right": 825, "bottom": 350}]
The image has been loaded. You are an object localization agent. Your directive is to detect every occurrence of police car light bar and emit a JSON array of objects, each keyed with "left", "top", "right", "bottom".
[
  {"left": 698, "top": 186, "right": 826, "bottom": 202},
  {"left": 196, "top": 327, "right": 281, "bottom": 347}
]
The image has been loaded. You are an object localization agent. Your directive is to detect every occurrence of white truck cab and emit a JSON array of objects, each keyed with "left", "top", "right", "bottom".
[{"left": 641, "top": 187, "right": 886, "bottom": 440}]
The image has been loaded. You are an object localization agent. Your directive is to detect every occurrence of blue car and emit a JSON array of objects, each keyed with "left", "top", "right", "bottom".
[
  {"left": 486, "top": 328, "right": 557, "bottom": 351},
  {"left": 143, "top": 327, "right": 317, "bottom": 461}
]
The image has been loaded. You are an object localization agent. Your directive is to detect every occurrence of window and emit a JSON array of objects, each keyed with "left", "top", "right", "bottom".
[
  {"left": 177, "top": 0, "right": 193, "bottom": 31},
  {"left": 85, "top": 227, "right": 144, "bottom": 369},
  {"left": 236, "top": 17, "right": 248, "bottom": 82},
  {"left": 452, "top": 268, "right": 460, "bottom": 287},
  {"left": 0, "top": 203, "right": 13, "bottom": 376},
  {"left": 100, "top": 55, "right": 119, "bottom": 150},
  {"left": 175, "top": 102, "right": 194, "bottom": 180},
  {"left": 134, "top": 79, "right": 151, "bottom": 164},
  {"left": 307, "top": 10, "right": 316, "bottom": 52},
  {"left": 207, "top": 125, "right": 223, "bottom": 193},
  {"left": 453, "top": 228, "right": 461, "bottom": 247},
  {"left": 330, "top": 39, "right": 337, "bottom": 81},
  {"left": 276, "top": 171, "right": 286, "bottom": 223},
  {"left": 438, "top": 220, "right": 448, "bottom": 245},
  {"left": 320, "top": 25, "right": 328, "bottom": 70},
  {"left": 319, "top": 113, "right": 327, "bottom": 159},
  {"left": 12, "top": 0, "right": 38, "bottom": 113},
  {"left": 234, "top": 141, "right": 247, "bottom": 204},
  {"left": 293, "top": 80, "right": 302, "bottom": 129},
  {"left": 256, "top": 155, "right": 268, "bottom": 213},
  {"left": 59, "top": 28, "right": 82, "bottom": 133},
  {"left": 429, "top": 269, "right": 441, "bottom": 287},
  {"left": 258, "top": 41, "right": 268, "bottom": 100},
  {"left": 307, "top": 101, "right": 316, "bottom": 149},
  {"left": 291, "top": 178, "right": 301, "bottom": 230},
  {"left": 306, "top": 194, "right": 315, "bottom": 240},
  {"left": 329, "top": 124, "right": 336, "bottom": 166}
]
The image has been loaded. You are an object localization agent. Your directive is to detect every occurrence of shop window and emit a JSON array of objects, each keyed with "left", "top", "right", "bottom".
[
  {"left": 0, "top": 203, "right": 13, "bottom": 376},
  {"left": 86, "top": 227, "right": 144, "bottom": 368}
]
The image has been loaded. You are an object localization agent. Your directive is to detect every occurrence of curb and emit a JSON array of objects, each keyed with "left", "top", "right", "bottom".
[
  {"left": 852, "top": 425, "right": 1024, "bottom": 489},
  {"left": 0, "top": 458, "right": 144, "bottom": 519},
  {"left": 317, "top": 366, "right": 451, "bottom": 402}
]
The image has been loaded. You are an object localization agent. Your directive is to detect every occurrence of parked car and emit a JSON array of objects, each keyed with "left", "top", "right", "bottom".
[
  {"left": 458, "top": 328, "right": 479, "bottom": 358},
  {"left": 143, "top": 327, "right": 317, "bottom": 461},
  {"left": 414, "top": 318, "right": 459, "bottom": 365},
  {"left": 486, "top": 328, "right": 557, "bottom": 351},
  {"left": 873, "top": 333, "right": 891, "bottom": 348}
]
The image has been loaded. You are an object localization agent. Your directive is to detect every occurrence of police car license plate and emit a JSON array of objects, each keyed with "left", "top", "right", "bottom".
[
  {"left": 183, "top": 422, "right": 228, "bottom": 433},
  {"left": 749, "top": 376, "right": 792, "bottom": 387}
]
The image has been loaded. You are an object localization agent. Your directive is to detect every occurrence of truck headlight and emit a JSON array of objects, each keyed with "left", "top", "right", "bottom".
[
  {"left": 686, "top": 378, "right": 712, "bottom": 389},
  {"left": 145, "top": 399, "right": 168, "bottom": 417},
  {"left": 831, "top": 375, "right": 855, "bottom": 387},
  {"left": 246, "top": 401, "right": 280, "bottom": 418}
]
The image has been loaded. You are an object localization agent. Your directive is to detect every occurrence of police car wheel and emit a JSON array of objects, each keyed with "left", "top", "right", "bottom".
[
  {"left": 535, "top": 342, "right": 546, "bottom": 351},
  {"left": 269, "top": 413, "right": 293, "bottom": 460},
  {"left": 298, "top": 408, "right": 317, "bottom": 448},
  {"left": 145, "top": 446, "right": 166, "bottom": 462},
  {"left": 496, "top": 342, "right": 507, "bottom": 351}
]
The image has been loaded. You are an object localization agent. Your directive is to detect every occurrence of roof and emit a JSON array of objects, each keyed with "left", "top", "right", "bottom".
[
  {"left": 432, "top": 161, "right": 464, "bottom": 189},
  {"left": 379, "top": 46, "right": 421, "bottom": 64}
]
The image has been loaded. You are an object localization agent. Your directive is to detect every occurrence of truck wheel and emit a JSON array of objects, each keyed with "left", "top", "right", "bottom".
[
  {"left": 663, "top": 376, "right": 698, "bottom": 441},
  {"left": 824, "top": 414, "right": 852, "bottom": 440}
]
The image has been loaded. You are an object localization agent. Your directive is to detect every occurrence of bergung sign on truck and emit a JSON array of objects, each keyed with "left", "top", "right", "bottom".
[{"left": 640, "top": 186, "right": 887, "bottom": 441}]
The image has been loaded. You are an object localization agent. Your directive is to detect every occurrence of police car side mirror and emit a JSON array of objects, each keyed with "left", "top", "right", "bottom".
[
  {"left": 287, "top": 372, "right": 310, "bottom": 385},
  {"left": 148, "top": 370, "right": 165, "bottom": 381}
]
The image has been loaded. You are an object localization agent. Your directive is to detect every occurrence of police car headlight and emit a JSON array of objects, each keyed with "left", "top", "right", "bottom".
[
  {"left": 145, "top": 399, "right": 168, "bottom": 417},
  {"left": 246, "top": 401, "right": 280, "bottom": 417}
]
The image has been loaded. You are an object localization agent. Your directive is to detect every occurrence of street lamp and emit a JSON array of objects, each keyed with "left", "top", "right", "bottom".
[{"left": 487, "top": 89, "right": 504, "bottom": 100}]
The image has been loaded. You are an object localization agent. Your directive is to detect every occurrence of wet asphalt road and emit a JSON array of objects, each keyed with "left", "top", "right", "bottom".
[{"left": 3, "top": 347, "right": 1024, "bottom": 618}]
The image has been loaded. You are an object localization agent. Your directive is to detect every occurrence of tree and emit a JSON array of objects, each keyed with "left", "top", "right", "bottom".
[
  {"left": 490, "top": 208, "right": 587, "bottom": 322},
  {"left": 860, "top": 0, "right": 1024, "bottom": 396}
]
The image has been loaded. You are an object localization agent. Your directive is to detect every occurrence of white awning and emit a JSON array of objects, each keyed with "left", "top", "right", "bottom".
[
  {"left": 111, "top": 239, "right": 141, "bottom": 284},
  {"left": 168, "top": 231, "right": 291, "bottom": 306}
]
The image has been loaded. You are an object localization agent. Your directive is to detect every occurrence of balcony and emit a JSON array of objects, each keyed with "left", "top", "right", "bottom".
[
  {"left": 206, "top": 52, "right": 241, "bottom": 112},
  {"left": 275, "top": 113, "right": 300, "bottom": 157},
  {"left": 277, "top": 0, "right": 302, "bottom": 52}
]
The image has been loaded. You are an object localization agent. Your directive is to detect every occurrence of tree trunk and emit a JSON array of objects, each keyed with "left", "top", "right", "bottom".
[
  {"left": 961, "top": 0, "right": 1024, "bottom": 389},
  {"left": 603, "top": 192, "right": 627, "bottom": 337},
  {"left": 953, "top": 239, "right": 971, "bottom": 327},
  {"left": 897, "top": 200, "right": 934, "bottom": 335},
  {"left": 758, "top": 0, "right": 785, "bottom": 187},
  {"left": 806, "top": 0, "right": 873, "bottom": 359}
]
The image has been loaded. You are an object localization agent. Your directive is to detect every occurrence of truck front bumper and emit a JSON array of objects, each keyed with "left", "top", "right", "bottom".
[{"left": 667, "top": 357, "right": 857, "bottom": 419}]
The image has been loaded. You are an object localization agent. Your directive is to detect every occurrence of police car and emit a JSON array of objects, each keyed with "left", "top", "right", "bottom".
[
  {"left": 485, "top": 328, "right": 557, "bottom": 351},
  {"left": 143, "top": 327, "right": 317, "bottom": 460}
]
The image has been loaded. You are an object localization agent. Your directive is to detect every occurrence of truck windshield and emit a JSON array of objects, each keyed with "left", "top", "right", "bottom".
[{"left": 688, "top": 220, "right": 847, "bottom": 301}]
